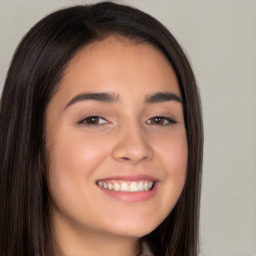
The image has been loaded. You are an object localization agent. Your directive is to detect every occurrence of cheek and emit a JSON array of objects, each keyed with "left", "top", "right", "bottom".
[
  {"left": 166, "top": 139, "right": 187, "bottom": 177},
  {"left": 47, "top": 131, "right": 109, "bottom": 207},
  {"left": 165, "top": 140, "right": 187, "bottom": 195},
  {"left": 49, "top": 132, "right": 107, "bottom": 177},
  {"left": 154, "top": 130, "right": 188, "bottom": 211},
  {"left": 156, "top": 129, "right": 187, "bottom": 176}
]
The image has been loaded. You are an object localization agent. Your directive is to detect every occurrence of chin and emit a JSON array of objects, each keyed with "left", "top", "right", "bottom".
[{"left": 101, "top": 216, "right": 162, "bottom": 238}]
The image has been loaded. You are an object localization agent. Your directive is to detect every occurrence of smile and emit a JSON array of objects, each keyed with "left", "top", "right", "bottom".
[
  {"left": 97, "top": 180, "right": 155, "bottom": 192},
  {"left": 96, "top": 175, "right": 159, "bottom": 202}
]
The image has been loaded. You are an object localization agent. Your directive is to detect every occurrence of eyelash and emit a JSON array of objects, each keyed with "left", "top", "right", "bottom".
[
  {"left": 78, "top": 115, "right": 177, "bottom": 126},
  {"left": 78, "top": 116, "right": 108, "bottom": 126},
  {"left": 146, "top": 116, "right": 177, "bottom": 126}
]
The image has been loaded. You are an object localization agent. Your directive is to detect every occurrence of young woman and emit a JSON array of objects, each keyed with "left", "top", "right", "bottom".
[{"left": 0, "top": 2, "right": 203, "bottom": 256}]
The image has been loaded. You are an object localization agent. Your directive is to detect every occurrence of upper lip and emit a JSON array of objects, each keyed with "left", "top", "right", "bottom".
[{"left": 96, "top": 174, "right": 160, "bottom": 182}]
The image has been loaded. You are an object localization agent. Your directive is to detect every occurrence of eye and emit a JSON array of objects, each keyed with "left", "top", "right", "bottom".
[
  {"left": 146, "top": 116, "right": 177, "bottom": 125},
  {"left": 79, "top": 116, "right": 108, "bottom": 125}
]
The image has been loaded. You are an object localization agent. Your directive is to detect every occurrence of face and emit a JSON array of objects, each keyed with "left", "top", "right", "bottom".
[{"left": 46, "top": 36, "right": 187, "bottom": 239}]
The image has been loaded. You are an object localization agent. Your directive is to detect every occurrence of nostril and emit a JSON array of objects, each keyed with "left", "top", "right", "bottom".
[{"left": 112, "top": 138, "right": 154, "bottom": 163}]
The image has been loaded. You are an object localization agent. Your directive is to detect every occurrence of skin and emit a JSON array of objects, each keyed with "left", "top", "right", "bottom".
[{"left": 46, "top": 36, "right": 188, "bottom": 256}]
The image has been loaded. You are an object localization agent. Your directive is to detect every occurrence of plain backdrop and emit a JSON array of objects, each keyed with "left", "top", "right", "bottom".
[{"left": 0, "top": 1, "right": 255, "bottom": 255}]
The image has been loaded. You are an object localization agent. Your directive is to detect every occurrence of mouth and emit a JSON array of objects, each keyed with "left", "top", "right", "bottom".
[
  {"left": 96, "top": 175, "right": 159, "bottom": 202},
  {"left": 96, "top": 180, "right": 156, "bottom": 192}
]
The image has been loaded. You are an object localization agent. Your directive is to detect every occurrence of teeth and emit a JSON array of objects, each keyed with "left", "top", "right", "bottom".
[
  {"left": 97, "top": 180, "right": 155, "bottom": 192},
  {"left": 114, "top": 183, "right": 120, "bottom": 191},
  {"left": 121, "top": 182, "right": 129, "bottom": 192},
  {"left": 108, "top": 183, "right": 113, "bottom": 190},
  {"left": 138, "top": 182, "right": 144, "bottom": 191},
  {"left": 130, "top": 182, "right": 139, "bottom": 192}
]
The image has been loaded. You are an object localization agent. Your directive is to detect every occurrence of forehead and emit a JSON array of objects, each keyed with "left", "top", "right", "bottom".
[{"left": 57, "top": 35, "right": 180, "bottom": 101}]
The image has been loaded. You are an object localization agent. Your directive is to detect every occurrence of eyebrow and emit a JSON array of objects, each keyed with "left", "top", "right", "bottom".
[
  {"left": 64, "top": 91, "right": 182, "bottom": 109},
  {"left": 65, "top": 92, "right": 119, "bottom": 109},
  {"left": 145, "top": 92, "right": 182, "bottom": 104}
]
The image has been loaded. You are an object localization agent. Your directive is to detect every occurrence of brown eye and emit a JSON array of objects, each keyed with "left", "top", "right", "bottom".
[
  {"left": 81, "top": 116, "right": 107, "bottom": 125},
  {"left": 146, "top": 116, "right": 176, "bottom": 125},
  {"left": 151, "top": 117, "right": 165, "bottom": 125}
]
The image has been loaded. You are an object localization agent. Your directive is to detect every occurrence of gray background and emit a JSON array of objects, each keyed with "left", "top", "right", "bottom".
[{"left": 0, "top": 1, "right": 255, "bottom": 255}]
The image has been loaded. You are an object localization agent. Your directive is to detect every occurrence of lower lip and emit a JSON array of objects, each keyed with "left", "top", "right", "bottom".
[{"left": 97, "top": 183, "right": 158, "bottom": 202}]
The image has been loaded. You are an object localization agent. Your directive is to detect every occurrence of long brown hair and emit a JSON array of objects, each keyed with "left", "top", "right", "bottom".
[{"left": 0, "top": 2, "right": 203, "bottom": 255}]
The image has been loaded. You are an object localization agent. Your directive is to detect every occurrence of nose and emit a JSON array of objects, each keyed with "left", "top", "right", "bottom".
[{"left": 111, "top": 124, "right": 154, "bottom": 164}]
